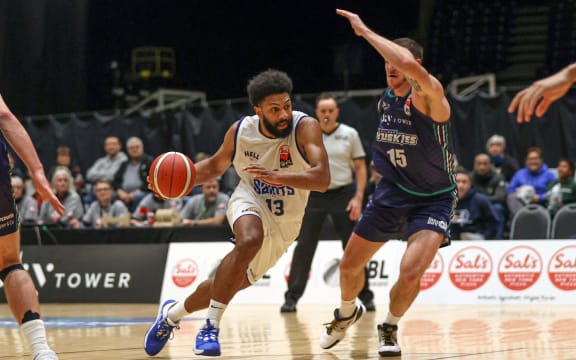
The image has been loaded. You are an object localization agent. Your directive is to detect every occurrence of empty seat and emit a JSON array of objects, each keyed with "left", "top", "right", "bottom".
[
  {"left": 550, "top": 203, "right": 576, "bottom": 239},
  {"left": 509, "top": 204, "right": 551, "bottom": 239}
]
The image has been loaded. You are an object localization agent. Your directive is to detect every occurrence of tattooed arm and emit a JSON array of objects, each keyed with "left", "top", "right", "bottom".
[{"left": 337, "top": 9, "right": 449, "bottom": 122}]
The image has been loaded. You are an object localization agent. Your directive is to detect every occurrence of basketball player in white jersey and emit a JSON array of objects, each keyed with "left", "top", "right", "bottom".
[{"left": 144, "top": 69, "right": 330, "bottom": 357}]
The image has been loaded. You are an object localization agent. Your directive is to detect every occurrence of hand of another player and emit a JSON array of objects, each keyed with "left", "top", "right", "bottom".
[
  {"left": 243, "top": 163, "right": 280, "bottom": 182},
  {"left": 30, "top": 169, "right": 65, "bottom": 216},
  {"left": 508, "top": 72, "right": 573, "bottom": 123},
  {"left": 336, "top": 9, "right": 369, "bottom": 37},
  {"left": 346, "top": 196, "right": 363, "bottom": 221}
]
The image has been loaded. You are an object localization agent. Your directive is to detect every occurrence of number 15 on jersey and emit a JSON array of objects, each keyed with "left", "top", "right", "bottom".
[{"left": 387, "top": 148, "right": 407, "bottom": 167}]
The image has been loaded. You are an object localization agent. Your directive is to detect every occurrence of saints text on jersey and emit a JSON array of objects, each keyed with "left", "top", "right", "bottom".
[
  {"left": 253, "top": 179, "right": 295, "bottom": 196},
  {"left": 376, "top": 129, "right": 418, "bottom": 146}
]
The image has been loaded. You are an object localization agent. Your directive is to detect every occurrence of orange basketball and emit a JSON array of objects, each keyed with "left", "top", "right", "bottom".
[{"left": 148, "top": 152, "right": 196, "bottom": 199}]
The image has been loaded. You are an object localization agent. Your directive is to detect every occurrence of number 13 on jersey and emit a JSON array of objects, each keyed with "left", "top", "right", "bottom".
[
  {"left": 266, "top": 199, "right": 285, "bottom": 216},
  {"left": 387, "top": 148, "right": 407, "bottom": 167}
]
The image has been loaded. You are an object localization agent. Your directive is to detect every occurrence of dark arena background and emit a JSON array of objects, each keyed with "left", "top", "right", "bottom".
[{"left": 1, "top": 0, "right": 576, "bottom": 359}]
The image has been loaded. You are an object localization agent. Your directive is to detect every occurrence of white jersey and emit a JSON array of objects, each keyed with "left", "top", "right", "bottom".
[
  {"left": 230, "top": 111, "right": 311, "bottom": 225},
  {"left": 227, "top": 111, "right": 312, "bottom": 283}
]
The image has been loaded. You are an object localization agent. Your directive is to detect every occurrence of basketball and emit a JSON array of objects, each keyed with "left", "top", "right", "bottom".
[{"left": 148, "top": 152, "right": 196, "bottom": 199}]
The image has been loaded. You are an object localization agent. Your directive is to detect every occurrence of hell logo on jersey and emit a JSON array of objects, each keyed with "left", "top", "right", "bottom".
[{"left": 279, "top": 145, "right": 293, "bottom": 168}]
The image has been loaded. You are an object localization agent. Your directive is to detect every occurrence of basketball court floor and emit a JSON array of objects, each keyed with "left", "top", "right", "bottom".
[{"left": 1, "top": 303, "right": 575, "bottom": 359}]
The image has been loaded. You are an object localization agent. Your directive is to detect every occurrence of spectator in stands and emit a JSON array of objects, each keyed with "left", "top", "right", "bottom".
[
  {"left": 471, "top": 153, "right": 508, "bottom": 239},
  {"left": 7, "top": 151, "right": 35, "bottom": 202},
  {"left": 180, "top": 179, "right": 229, "bottom": 226},
  {"left": 84, "top": 136, "right": 127, "bottom": 204},
  {"left": 11, "top": 176, "right": 38, "bottom": 225},
  {"left": 79, "top": 179, "right": 129, "bottom": 228},
  {"left": 486, "top": 134, "right": 519, "bottom": 182},
  {"left": 131, "top": 192, "right": 183, "bottom": 226},
  {"left": 506, "top": 147, "right": 556, "bottom": 219},
  {"left": 7, "top": 151, "right": 26, "bottom": 180},
  {"left": 48, "top": 146, "right": 83, "bottom": 193},
  {"left": 508, "top": 62, "right": 576, "bottom": 122},
  {"left": 452, "top": 170, "right": 500, "bottom": 240},
  {"left": 38, "top": 166, "right": 84, "bottom": 228},
  {"left": 113, "top": 137, "right": 153, "bottom": 211},
  {"left": 545, "top": 158, "right": 576, "bottom": 216}
]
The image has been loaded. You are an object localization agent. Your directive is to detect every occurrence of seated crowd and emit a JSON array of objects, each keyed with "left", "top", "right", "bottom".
[
  {"left": 10, "top": 136, "right": 236, "bottom": 230},
  {"left": 9, "top": 133, "right": 576, "bottom": 238},
  {"left": 453, "top": 135, "right": 576, "bottom": 240}
]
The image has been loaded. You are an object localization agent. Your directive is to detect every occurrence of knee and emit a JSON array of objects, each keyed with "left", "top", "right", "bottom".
[
  {"left": 398, "top": 264, "right": 421, "bottom": 286},
  {"left": 0, "top": 263, "right": 25, "bottom": 282},
  {"left": 234, "top": 232, "right": 263, "bottom": 259},
  {"left": 339, "top": 256, "right": 363, "bottom": 277}
]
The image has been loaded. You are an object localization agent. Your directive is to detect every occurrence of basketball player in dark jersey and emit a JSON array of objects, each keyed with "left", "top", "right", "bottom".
[
  {"left": 320, "top": 10, "right": 457, "bottom": 357},
  {"left": 0, "top": 94, "right": 65, "bottom": 359}
]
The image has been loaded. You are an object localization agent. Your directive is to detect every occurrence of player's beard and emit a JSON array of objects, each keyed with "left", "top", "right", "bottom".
[{"left": 262, "top": 114, "right": 293, "bottom": 138}]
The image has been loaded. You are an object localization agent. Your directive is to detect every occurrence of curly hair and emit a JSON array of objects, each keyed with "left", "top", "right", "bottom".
[{"left": 246, "top": 69, "right": 293, "bottom": 106}]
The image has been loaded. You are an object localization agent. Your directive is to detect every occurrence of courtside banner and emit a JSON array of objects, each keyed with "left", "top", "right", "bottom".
[
  {"left": 0, "top": 244, "right": 168, "bottom": 303},
  {"left": 160, "top": 240, "right": 575, "bottom": 305},
  {"left": 416, "top": 240, "right": 576, "bottom": 305},
  {"left": 160, "top": 241, "right": 402, "bottom": 305}
]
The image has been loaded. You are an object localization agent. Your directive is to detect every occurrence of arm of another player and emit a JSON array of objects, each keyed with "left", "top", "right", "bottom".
[
  {"left": 346, "top": 157, "right": 366, "bottom": 221},
  {"left": 193, "top": 121, "right": 238, "bottom": 185},
  {"left": 508, "top": 63, "right": 576, "bottom": 123},
  {"left": 0, "top": 94, "right": 65, "bottom": 216},
  {"left": 244, "top": 117, "right": 330, "bottom": 192},
  {"left": 336, "top": 8, "right": 449, "bottom": 122}
]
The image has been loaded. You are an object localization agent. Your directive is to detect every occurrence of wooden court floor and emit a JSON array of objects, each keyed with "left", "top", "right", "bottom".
[{"left": 1, "top": 303, "right": 575, "bottom": 359}]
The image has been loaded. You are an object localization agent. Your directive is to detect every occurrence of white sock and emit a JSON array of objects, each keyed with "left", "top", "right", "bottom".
[
  {"left": 206, "top": 300, "right": 227, "bottom": 328},
  {"left": 167, "top": 301, "right": 190, "bottom": 323},
  {"left": 339, "top": 299, "right": 357, "bottom": 318},
  {"left": 385, "top": 312, "right": 402, "bottom": 325},
  {"left": 21, "top": 319, "right": 51, "bottom": 355}
]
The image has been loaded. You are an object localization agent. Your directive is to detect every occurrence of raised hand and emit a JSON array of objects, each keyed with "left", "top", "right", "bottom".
[{"left": 336, "top": 9, "right": 369, "bottom": 37}]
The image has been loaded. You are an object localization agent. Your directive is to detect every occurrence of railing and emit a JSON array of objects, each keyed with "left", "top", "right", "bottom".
[{"left": 448, "top": 73, "right": 497, "bottom": 97}]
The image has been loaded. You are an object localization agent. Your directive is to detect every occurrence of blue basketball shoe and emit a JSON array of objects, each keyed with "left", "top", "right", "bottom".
[
  {"left": 144, "top": 299, "right": 179, "bottom": 356},
  {"left": 193, "top": 319, "right": 221, "bottom": 356}
]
